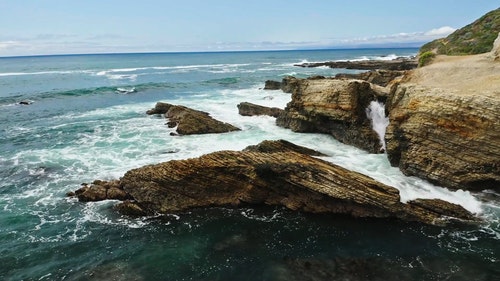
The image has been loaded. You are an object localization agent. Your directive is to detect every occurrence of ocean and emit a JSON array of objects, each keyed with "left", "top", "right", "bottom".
[{"left": 0, "top": 49, "right": 498, "bottom": 280}]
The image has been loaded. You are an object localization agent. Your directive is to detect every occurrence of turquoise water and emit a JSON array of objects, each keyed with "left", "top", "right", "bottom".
[{"left": 1, "top": 49, "right": 498, "bottom": 280}]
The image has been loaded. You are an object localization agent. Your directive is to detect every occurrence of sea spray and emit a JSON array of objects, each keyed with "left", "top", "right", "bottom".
[{"left": 366, "top": 100, "right": 389, "bottom": 152}]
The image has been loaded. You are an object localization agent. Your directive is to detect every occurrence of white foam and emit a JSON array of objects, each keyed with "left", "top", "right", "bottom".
[
  {"left": 366, "top": 101, "right": 389, "bottom": 151},
  {"left": 2, "top": 82, "right": 486, "bottom": 230},
  {"left": 0, "top": 70, "right": 94, "bottom": 77}
]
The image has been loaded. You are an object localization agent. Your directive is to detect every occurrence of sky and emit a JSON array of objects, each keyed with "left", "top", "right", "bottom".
[{"left": 0, "top": 0, "right": 498, "bottom": 57}]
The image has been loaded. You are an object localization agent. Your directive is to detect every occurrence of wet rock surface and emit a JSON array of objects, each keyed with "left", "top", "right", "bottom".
[
  {"left": 237, "top": 102, "right": 284, "bottom": 118},
  {"left": 385, "top": 84, "right": 500, "bottom": 191},
  {"left": 72, "top": 140, "right": 478, "bottom": 225},
  {"left": 275, "top": 77, "right": 383, "bottom": 153},
  {"left": 146, "top": 102, "right": 240, "bottom": 135}
]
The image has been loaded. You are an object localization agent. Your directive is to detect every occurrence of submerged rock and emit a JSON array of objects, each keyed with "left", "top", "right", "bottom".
[
  {"left": 19, "top": 99, "right": 34, "bottom": 105},
  {"left": 146, "top": 102, "right": 240, "bottom": 135},
  {"left": 273, "top": 257, "right": 412, "bottom": 281},
  {"left": 276, "top": 77, "right": 383, "bottom": 153},
  {"left": 73, "top": 140, "right": 478, "bottom": 225}
]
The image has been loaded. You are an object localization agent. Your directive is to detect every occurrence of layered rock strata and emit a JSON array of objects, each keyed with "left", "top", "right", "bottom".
[
  {"left": 237, "top": 102, "right": 284, "bottom": 118},
  {"left": 72, "top": 140, "right": 477, "bottom": 225},
  {"left": 386, "top": 84, "right": 500, "bottom": 191},
  {"left": 146, "top": 102, "right": 240, "bottom": 135},
  {"left": 334, "top": 70, "right": 406, "bottom": 87},
  {"left": 276, "top": 78, "right": 384, "bottom": 153}
]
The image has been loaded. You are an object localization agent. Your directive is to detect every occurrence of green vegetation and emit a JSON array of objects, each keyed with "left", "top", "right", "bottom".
[
  {"left": 419, "top": 8, "right": 500, "bottom": 56},
  {"left": 418, "top": 51, "right": 436, "bottom": 67}
]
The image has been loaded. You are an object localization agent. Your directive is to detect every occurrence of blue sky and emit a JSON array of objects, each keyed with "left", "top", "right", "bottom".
[{"left": 0, "top": 0, "right": 498, "bottom": 56}]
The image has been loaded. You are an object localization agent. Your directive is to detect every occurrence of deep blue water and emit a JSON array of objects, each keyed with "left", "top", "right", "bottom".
[{"left": 1, "top": 49, "right": 498, "bottom": 280}]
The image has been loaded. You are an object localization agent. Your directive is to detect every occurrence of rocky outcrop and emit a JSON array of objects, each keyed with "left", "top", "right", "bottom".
[
  {"left": 335, "top": 70, "right": 406, "bottom": 87},
  {"left": 146, "top": 102, "right": 240, "bottom": 135},
  {"left": 71, "top": 180, "right": 131, "bottom": 202},
  {"left": 243, "top": 139, "right": 326, "bottom": 156},
  {"left": 264, "top": 80, "right": 282, "bottom": 90},
  {"left": 276, "top": 78, "right": 384, "bottom": 153},
  {"left": 237, "top": 102, "right": 284, "bottom": 118},
  {"left": 385, "top": 84, "right": 500, "bottom": 191},
  {"left": 72, "top": 140, "right": 477, "bottom": 225},
  {"left": 294, "top": 58, "right": 417, "bottom": 71}
]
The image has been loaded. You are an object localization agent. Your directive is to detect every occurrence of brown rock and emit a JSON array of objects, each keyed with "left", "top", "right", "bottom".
[
  {"left": 385, "top": 84, "right": 500, "bottom": 191},
  {"left": 237, "top": 102, "right": 284, "bottom": 118},
  {"left": 75, "top": 184, "right": 107, "bottom": 202},
  {"left": 73, "top": 180, "right": 131, "bottom": 202},
  {"left": 73, "top": 140, "right": 478, "bottom": 225},
  {"left": 264, "top": 80, "right": 282, "bottom": 90},
  {"left": 276, "top": 78, "right": 383, "bottom": 153},
  {"left": 113, "top": 141, "right": 475, "bottom": 225},
  {"left": 113, "top": 201, "right": 148, "bottom": 216},
  {"left": 146, "top": 102, "right": 173, "bottom": 115},
  {"left": 243, "top": 139, "right": 326, "bottom": 156},
  {"left": 281, "top": 76, "right": 301, "bottom": 93},
  {"left": 147, "top": 102, "right": 240, "bottom": 135}
]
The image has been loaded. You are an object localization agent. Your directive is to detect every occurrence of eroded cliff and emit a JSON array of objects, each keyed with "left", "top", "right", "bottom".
[
  {"left": 276, "top": 78, "right": 384, "bottom": 153},
  {"left": 386, "top": 51, "right": 500, "bottom": 191}
]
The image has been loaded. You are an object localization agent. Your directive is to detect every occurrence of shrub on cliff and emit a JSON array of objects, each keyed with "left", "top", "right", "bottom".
[
  {"left": 420, "top": 8, "right": 500, "bottom": 55},
  {"left": 418, "top": 51, "right": 436, "bottom": 67}
]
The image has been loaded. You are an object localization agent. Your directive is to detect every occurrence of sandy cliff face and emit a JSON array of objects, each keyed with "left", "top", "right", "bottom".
[{"left": 386, "top": 52, "right": 500, "bottom": 191}]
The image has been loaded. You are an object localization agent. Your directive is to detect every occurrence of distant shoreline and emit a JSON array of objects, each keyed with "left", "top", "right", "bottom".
[{"left": 0, "top": 47, "right": 420, "bottom": 59}]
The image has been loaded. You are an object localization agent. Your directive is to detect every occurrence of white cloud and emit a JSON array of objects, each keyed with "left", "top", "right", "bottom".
[
  {"left": 0, "top": 26, "right": 459, "bottom": 56},
  {"left": 424, "top": 26, "right": 456, "bottom": 37},
  {"left": 333, "top": 26, "right": 457, "bottom": 47},
  {"left": 0, "top": 41, "right": 21, "bottom": 50}
]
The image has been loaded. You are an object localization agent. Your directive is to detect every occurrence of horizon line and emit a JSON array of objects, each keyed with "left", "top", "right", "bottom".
[{"left": 0, "top": 45, "right": 423, "bottom": 59}]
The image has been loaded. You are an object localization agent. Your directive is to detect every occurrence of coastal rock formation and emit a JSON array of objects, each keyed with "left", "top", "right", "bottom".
[
  {"left": 72, "top": 180, "right": 131, "bottom": 202},
  {"left": 243, "top": 139, "right": 326, "bottom": 156},
  {"left": 335, "top": 70, "right": 406, "bottom": 87},
  {"left": 281, "top": 76, "right": 303, "bottom": 93},
  {"left": 386, "top": 84, "right": 500, "bottom": 191},
  {"left": 237, "top": 102, "right": 284, "bottom": 118},
  {"left": 294, "top": 58, "right": 417, "bottom": 71},
  {"left": 146, "top": 102, "right": 240, "bottom": 135},
  {"left": 276, "top": 78, "right": 383, "bottom": 153},
  {"left": 386, "top": 40, "right": 500, "bottom": 191},
  {"left": 72, "top": 140, "right": 477, "bottom": 225},
  {"left": 264, "top": 80, "right": 282, "bottom": 90}
]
